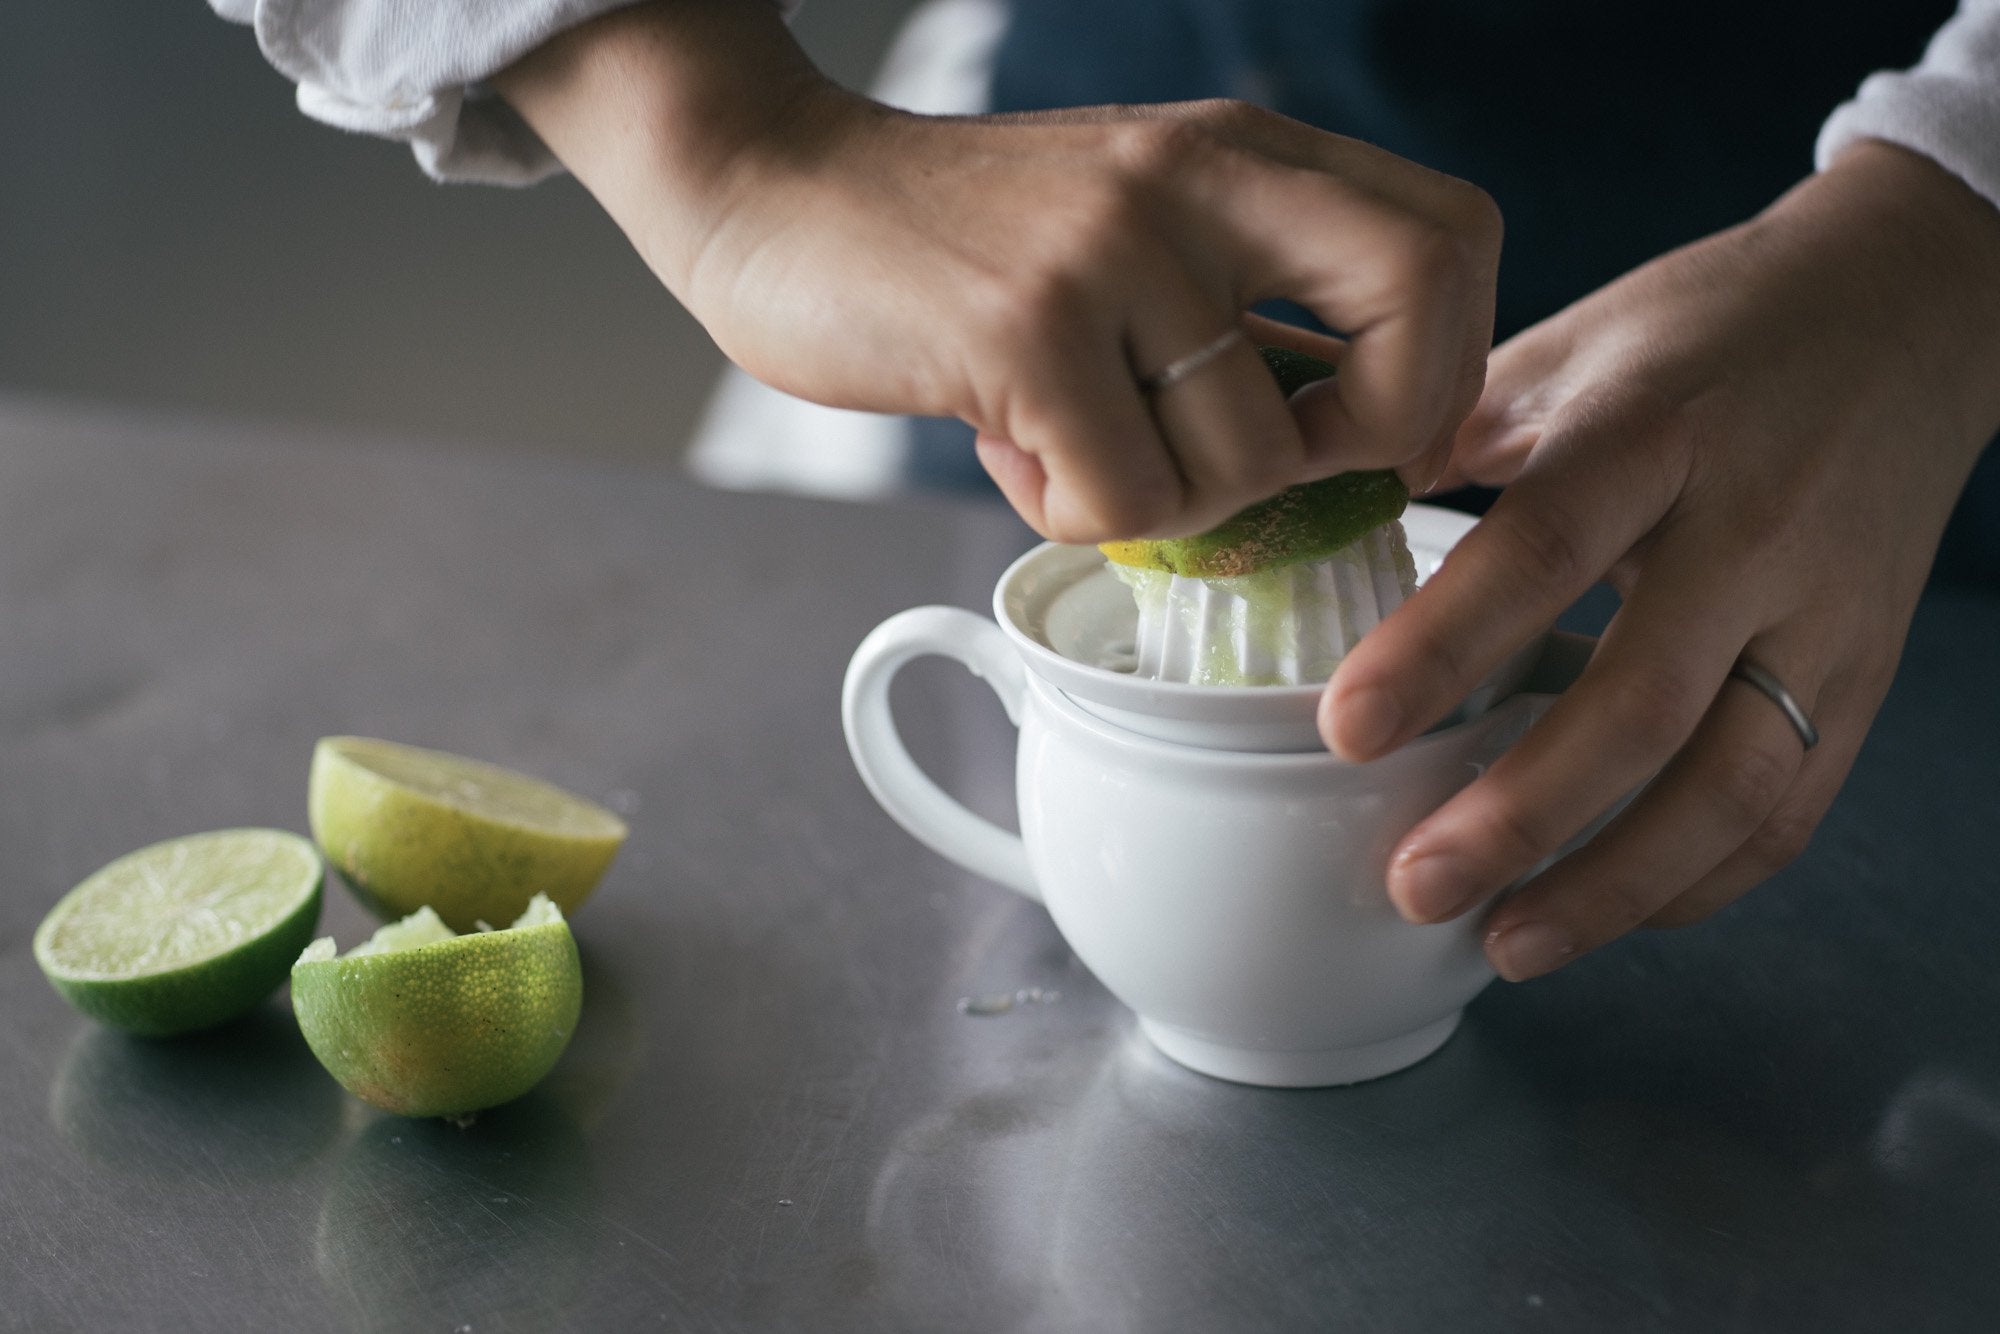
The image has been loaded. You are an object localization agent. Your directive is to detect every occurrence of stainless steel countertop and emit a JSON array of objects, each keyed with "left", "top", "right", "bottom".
[{"left": 4, "top": 398, "right": 1997, "bottom": 1332}]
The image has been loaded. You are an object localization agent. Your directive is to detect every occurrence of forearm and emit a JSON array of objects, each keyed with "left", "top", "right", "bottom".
[{"left": 493, "top": 0, "right": 853, "bottom": 298}]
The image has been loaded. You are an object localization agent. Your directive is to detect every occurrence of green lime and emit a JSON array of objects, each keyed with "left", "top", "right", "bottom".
[
  {"left": 1099, "top": 346, "right": 1409, "bottom": 578},
  {"left": 34, "top": 828, "right": 324, "bottom": 1036},
  {"left": 308, "top": 736, "right": 627, "bottom": 934},
  {"left": 291, "top": 894, "right": 583, "bottom": 1119}
]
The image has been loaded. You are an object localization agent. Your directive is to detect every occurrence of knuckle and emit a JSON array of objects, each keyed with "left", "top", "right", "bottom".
[
  {"left": 1741, "top": 804, "right": 1821, "bottom": 876},
  {"left": 1437, "top": 179, "right": 1503, "bottom": 256},
  {"left": 1704, "top": 740, "right": 1795, "bottom": 830},
  {"left": 1203, "top": 432, "right": 1300, "bottom": 496},
  {"left": 1593, "top": 877, "right": 1670, "bottom": 937},
  {"left": 1104, "top": 115, "right": 1216, "bottom": 182},
  {"left": 1183, "top": 457, "right": 1258, "bottom": 502},
  {"left": 1485, "top": 506, "right": 1591, "bottom": 595},
  {"left": 1181, "top": 96, "right": 1270, "bottom": 136},
  {"left": 1389, "top": 204, "right": 1497, "bottom": 289},
  {"left": 1394, "top": 616, "right": 1484, "bottom": 703},
  {"left": 1052, "top": 474, "right": 1181, "bottom": 544},
  {"left": 1600, "top": 667, "right": 1701, "bottom": 757},
  {"left": 1470, "top": 796, "right": 1556, "bottom": 873},
  {"left": 1104, "top": 101, "right": 1272, "bottom": 184}
]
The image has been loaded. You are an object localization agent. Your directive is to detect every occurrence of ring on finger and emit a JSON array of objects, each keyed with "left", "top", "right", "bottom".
[
  {"left": 1727, "top": 657, "right": 1820, "bottom": 751},
  {"left": 1137, "top": 327, "right": 1245, "bottom": 394}
]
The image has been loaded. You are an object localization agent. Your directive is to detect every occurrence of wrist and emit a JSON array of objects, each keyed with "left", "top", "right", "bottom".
[
  {"left": 493, "top": 0, "right": 858, "bottom": 296},
  {"left": 1775, "top": 140, "right": 2000, "bottom": 451}
]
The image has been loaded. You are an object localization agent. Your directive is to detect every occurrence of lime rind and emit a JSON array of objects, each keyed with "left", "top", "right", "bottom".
[
  {"left": 291, "top": 894, "right": 582, "bottom": 1118},
  {"left": 1104, "top": 471, "right": 1409, "bottom": 579},
  {"left": 1257, "top": 344, "right": 1344, "bottom": 398}
]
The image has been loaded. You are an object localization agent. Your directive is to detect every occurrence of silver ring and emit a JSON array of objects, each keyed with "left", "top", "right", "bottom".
[
  {"left": 1729, "top": 658, "right": 1820, "bottom": 751},
  {"left": 1138, "top": 327, "right": 1245, "bottom": 393}
]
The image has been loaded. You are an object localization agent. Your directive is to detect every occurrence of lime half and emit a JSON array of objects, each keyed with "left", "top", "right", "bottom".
[
  {"left": 308, "top": 736, "right": 627, "bottom": 934},
  {"left": 34, "top": 828, "right": 324, "bottom": 1036},
  {"left": 292, "top": 894, "right": 583, "bottom": 1119}
]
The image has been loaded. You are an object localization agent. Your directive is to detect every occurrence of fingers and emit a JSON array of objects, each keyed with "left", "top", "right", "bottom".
[
  {"left": 1383, "top": 538, "right": 1768, "bottom": 929},
  {"left": 1474, "top": 648, "right": 1823, "bottom": 980},
  {"left": 1029, "top": 102, "right": 1501, "bottom": 514},
  {"left": 1237, "top": 313, "right": 1347, "bottom": 368},
  {"left": 1239, "top": 314, "right": 1447, "bottom": 491},
  {"left": 973, "top": 432, "right": 1050, "bottom": 523},
  {"left": 1295, "top": 135, "right": 1981, "bottom": 990},
  {"left": 979, "top": 295, "right": 1302, "bottom": 543},
  {"left": 975, "top": 312, "right": 1188, "bottom": 541},
  {"left": 1125, "top": 309, "right": 1304, "bottom": 537},
  {"left": 1321, "top": 415, "right": 1677, "bottom": 762},
  {"left": 1229, "top": 153, "right": 1500, "bottom": 477},
  {"left": 1643, "top": 682, "right": 1866, "bottom": 929}
]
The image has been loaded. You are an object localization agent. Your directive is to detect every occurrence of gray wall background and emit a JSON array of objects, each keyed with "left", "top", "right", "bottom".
[{"left": 0, "top": 2, "right": 917, "bottom": 466}]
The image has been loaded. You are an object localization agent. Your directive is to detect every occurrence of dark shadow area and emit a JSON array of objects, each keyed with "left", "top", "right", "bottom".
[{"left": 0, "top": 1, "right": 917, "bottom": 466}]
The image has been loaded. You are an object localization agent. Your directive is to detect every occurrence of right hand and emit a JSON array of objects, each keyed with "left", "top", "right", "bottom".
[{"left": 498, "top": 0, "right": 1500, "bottom": 543}]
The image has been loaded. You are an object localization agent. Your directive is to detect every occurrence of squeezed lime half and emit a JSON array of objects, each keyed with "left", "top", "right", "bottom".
[{"left": 292, "top": 894, "right": 583, "bottom": 1119}]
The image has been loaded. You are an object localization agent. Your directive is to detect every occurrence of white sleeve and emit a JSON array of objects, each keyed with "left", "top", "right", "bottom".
[
  {"left": 206, "top": 0, "right": 771, "bottom": 185},
  {"left": 1816, "top": 0, "right": 2000, "bottom": 213}
]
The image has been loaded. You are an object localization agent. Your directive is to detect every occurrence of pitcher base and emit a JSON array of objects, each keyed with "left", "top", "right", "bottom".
[{"left": 1138, "top": 1012, "right": 1461, "bottom": 1087}]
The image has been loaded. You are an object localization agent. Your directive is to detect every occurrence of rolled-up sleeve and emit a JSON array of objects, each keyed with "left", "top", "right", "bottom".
[
  {"left": 1816, "top": 0, "right": 2000, "bottom": 213},
  {"left": 208, "top": 0, "right": 647, "bottom": 184}
]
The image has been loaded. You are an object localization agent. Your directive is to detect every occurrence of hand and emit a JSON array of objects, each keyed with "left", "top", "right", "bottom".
[
  {"left": 494, "top": 0, "right": 1499, "bottom": 542},
  {"left": 1323, "top": 140, "right": 2000, "bottom": 980}
]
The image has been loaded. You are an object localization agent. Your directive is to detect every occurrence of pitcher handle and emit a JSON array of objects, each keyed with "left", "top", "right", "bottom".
[{"left": 841, "top": 606, "right": 1039, "bottom": 901}]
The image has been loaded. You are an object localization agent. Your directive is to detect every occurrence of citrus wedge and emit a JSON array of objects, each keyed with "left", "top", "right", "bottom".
[
  {"left": 291, "top": 894, "right": 583, "bottom": 1119},
  {"left": 308, "top": 736, "right": 627, "bottom": 933},
  {"left": 34, "top": 828, "right": 323, "bottom": 1036}
]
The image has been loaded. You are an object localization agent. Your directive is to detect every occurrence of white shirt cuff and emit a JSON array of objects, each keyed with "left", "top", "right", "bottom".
[
  {"left": 213, "top": 0, "right": 731, "bottom": 184},
  {"left": 1816, "top": 0, "right": 2000, "bottom": 214}
]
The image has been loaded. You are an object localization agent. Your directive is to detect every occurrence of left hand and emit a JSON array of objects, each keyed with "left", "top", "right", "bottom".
[{"left": 1320, "top": 140, "right": 2000, "bottom": 980}]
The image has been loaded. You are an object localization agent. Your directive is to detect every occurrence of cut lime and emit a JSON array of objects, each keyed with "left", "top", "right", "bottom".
[
  {"left": 291, "top": 894, "right": 583, "bottom": 1119},
  {"left": 308, "top": 736, "right": 627, "bottom": 934},
  {"left": 34, "top": 828, "right": 324, "bottom": 1036}
]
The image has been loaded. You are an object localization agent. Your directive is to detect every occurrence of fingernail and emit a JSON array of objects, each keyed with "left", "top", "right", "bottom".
[
  {"left": 1391, "top": 850, "right": 1480, "bottom": 923},
  {"left": 1331, "top": 687, "right": 1404, "bottom": 760},
  {"left": 1413, "top": 455, "right": 1449, "bottom": 497},
  {"left": 1486, "top": 921, "right": 1577, "bottom": 982}
]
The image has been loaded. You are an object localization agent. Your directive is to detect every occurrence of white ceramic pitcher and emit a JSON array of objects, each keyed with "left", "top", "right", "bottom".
[{"left": 843, "top": 509, "right": 1589, "bottom": 1086}]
